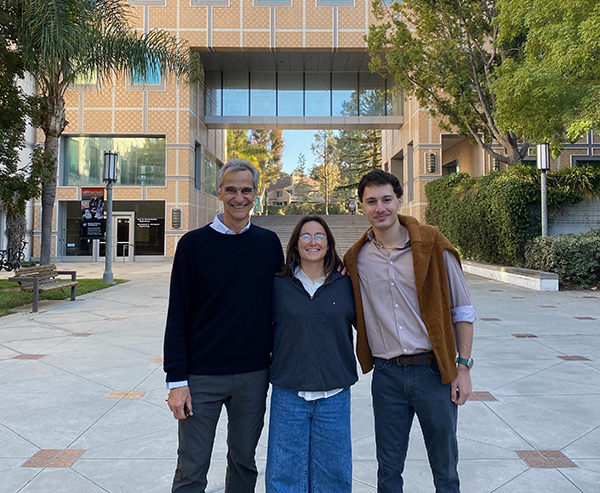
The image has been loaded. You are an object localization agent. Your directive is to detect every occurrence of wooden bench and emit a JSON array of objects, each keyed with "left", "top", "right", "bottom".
[{"left": 8, "top": 264, "right": 78, "bottom": 312}]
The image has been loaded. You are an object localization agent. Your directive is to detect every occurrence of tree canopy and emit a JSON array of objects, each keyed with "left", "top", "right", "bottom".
[
  {"left": 494, "top": 0, "right": 600, "bottom": 151},
  {"left": 367, "top": 0, "right": 529, "bottom": 164}
]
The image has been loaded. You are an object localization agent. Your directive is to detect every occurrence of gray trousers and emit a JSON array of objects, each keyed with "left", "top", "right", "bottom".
[{"left": 172, "top": 369, "right": 269, "bottom": 493}]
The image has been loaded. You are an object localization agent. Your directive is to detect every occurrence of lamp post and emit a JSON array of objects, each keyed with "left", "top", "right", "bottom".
[
  {"left": 536, "top": 143, "right": 550, "bottom": 237},
  {"left": 103, "top": 151, "right": 118, "bottom": 284}
]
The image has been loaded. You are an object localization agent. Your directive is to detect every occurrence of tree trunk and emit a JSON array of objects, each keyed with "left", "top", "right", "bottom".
[
  {"left": 39, "top": 94, "right": 67, "bottom": 265},
  {"left": 5, "top": 206, "right": 27, "bottom": 270}
]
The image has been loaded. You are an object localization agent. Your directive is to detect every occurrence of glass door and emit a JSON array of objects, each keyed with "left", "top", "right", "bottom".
[
  {"left": 99, "top": 212, "right": 134, "bottom": 262},
  {"left": 114, "top": 213, "right": 134, "bottom": 262}
]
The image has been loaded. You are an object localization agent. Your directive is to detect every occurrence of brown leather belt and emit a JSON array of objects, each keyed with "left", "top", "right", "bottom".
[{"left": 389, "top": 351, "right": 435, "bottom": 366}]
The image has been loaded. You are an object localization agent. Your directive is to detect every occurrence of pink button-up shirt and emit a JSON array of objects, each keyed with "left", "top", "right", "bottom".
[{"left": 357, "top": 227, "right": 475, "bottom": 359}]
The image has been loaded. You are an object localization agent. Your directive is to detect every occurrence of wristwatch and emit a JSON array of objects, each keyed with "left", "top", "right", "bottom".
[{"left": 457, "top": 357, "right": 474, "bottom": 369}]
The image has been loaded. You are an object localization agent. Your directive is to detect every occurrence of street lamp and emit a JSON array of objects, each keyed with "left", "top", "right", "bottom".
[
  {"left": 536, "top": 143, "right": 550, "bottom": 237},
  {"left": 103, "top": 151, "right": 118, "bottom": 284}
]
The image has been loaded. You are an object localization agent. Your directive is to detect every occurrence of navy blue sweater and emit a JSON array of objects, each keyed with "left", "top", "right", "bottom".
[
  {"left": 163, "top": 224, "right": 283, "bottom": 381},
  {"left": 270, "top": 271, "right": 358, "bottom": 391}
]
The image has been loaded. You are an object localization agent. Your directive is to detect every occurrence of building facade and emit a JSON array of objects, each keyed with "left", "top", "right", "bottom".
[{"left": 21, "top": 0, "right": 600, "bottom": 262}]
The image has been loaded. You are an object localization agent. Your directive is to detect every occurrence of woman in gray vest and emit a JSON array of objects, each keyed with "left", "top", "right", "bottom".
[{"left": 266, "top": 215, "right": 358, "bottom": 493}]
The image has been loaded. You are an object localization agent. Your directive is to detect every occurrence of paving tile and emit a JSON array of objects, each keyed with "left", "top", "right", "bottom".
[
  {"left": 516, "top": 450, "right": 577, "bottom": 468},
  {"left": 12, "top": 354, "right": 46, "bottom": 360},
  {"left": 21, "top": 449, "right": 61, "bottom": 467},
  {"left": 106, "top": 390, "right": 147, "bottom": 399},
  {"left": 468, "top": 391, "right": 497, "bottom": 401},
  {"left": 558, "top": 355, "right": 591, "bottom": 361}
]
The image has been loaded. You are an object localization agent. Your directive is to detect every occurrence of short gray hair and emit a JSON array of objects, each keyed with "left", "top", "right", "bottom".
[{"left": 217, "top": 159, "right": 260, "bottom": 192}]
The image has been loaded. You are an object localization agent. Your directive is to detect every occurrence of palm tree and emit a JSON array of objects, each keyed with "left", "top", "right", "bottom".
[{"left": 15, "top": 0, "right": 201, "bottom": 264}]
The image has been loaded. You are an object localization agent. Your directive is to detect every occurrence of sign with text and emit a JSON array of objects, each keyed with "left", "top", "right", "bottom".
[{"left": 81, "top": 187, "right": 106, "bottom": 239}]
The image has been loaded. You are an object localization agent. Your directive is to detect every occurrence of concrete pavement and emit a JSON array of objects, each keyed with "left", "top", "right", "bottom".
[{"left": 1, "top": 262, "right": 599, "bottom": 492}]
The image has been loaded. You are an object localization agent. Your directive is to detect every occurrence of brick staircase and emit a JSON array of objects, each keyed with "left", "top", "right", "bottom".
[{"left": 251, "top": 214, "right": 371, "bottom": 256}]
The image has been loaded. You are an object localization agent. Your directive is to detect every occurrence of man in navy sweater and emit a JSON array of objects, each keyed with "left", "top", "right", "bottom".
[{"left": 164, "top": 159, "right": 284, "bottom": 493}]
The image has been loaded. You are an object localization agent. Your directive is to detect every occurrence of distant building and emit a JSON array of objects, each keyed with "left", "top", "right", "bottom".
[{"left": 267, "top": 175, "right": 321, "bottom": 206}]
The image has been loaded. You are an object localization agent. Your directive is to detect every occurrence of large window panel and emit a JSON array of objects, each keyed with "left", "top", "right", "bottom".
[
  {"left": 333, "top": 73, "right": 358, "bottom": 116},
  {"left": 251, "top": 72, "right": 276, "bottom": 116},
  {"left": 359, "top": 72, "right": 386, "bottom": 116},
  {"left": 205, "top": 71, "right": 222, "bottom": 116},
  {"left": 277, "top": 72, "right": 303, "bottom": 116},
  {"left": 305, "top": 73, "right": 331, "bottom": 117},
  {"left": 223, "top": 72, "right": 249, "bottom": 116},
  {"left": 204, "top": 151, "right": 221, "bottom": 196},
  {"left": 62, "top": 136, "right": 166, "bottom": 186}
]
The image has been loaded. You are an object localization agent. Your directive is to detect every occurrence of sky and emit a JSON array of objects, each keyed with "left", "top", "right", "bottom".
[{"left": 280, "top": 130, "right": 320, "bottom": 174}]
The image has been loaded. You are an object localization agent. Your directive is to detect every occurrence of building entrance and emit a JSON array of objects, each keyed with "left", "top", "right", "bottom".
[{"left": 99, "top": 213, "right": 134, "bottom": 262}]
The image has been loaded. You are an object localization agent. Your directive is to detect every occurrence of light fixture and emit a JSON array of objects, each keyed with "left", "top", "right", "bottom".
[{"left": 426, "top": 152, "right": 437, "bottom": 173}]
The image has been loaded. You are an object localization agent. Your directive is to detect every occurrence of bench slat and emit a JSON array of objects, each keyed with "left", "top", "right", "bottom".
[{"left": 8, "top": 263, "right": 78, "bottom": 312}]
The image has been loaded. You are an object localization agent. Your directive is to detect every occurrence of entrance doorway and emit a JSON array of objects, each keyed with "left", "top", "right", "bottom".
[{"left": 100, "top": 212, "right": 134, "bottom": 262}]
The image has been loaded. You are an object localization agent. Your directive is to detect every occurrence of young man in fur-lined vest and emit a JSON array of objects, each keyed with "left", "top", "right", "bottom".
[{"left": 344, "top": 170, "right": 476, "bottom": 493}]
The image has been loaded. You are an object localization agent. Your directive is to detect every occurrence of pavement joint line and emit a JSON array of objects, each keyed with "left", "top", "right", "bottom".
[
  {"left": 489, "top": 469, "right": 529, "bottom": 493},
  {"left": 70, "top": 467, "right": 111, "bottom": 493}
]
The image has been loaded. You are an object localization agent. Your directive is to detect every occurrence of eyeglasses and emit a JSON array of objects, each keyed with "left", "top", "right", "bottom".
[{"left": 299, "top": 233, "right": 327, "bottom": 244}]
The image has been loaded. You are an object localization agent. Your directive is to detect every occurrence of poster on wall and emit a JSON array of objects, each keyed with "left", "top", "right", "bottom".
[{"left": 80, "top": 187, "right": 106, "bottom": 239}]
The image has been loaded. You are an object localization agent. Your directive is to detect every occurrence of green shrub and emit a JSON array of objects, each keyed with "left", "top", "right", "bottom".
[
  {"left": 525, "top": 230, "right": 600, "bottom": 289},
  {"left": 425, "top": 169, "right": 580, "bottom": 266}
]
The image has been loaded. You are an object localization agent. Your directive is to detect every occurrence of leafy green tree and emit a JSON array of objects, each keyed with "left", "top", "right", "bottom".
[
  {"left": 14, "top": 0, "right": 201, "bottom": 264},
  {"left": 367, "top": 0, "right": 530, "bottom": 165},
  {"left": 311, "top": 130, "right": 341, "bottom": 215},
  {"left": 294, "top": 153, "right": 306, "bottom": 177},
  {"left": 494, "top": 0, "right": 600, "bottom": 149},
  {"left": 337, "top": 130, "right": 381, "bottom": 193},
  {"left": 227, "top": 129, "right": 283, "bottom": 213},
  {"left": 0, "top": 3, "right": 48, "bottom": 264}
]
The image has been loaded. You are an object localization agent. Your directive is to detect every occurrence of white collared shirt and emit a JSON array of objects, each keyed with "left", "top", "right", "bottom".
[{"left": 293, "top": 267, "right": 344, "bottom": 402}]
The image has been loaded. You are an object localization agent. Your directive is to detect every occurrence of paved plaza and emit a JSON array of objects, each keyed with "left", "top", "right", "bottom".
[{"left": 1, "top": 262, "right": 599, "bottom": 493}]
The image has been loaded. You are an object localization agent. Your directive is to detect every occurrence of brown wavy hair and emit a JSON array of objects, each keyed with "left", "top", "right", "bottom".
[{"left": 278, "top": 215, "right": 342, "bottom": 278}]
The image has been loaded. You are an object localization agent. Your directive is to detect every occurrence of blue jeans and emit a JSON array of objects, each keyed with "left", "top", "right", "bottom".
[
  {"left": 265, "top": 385, "right": 352, "bottom": 493},
  {"left": 372, "top": 357, "right": 459, "bottom": 493}
]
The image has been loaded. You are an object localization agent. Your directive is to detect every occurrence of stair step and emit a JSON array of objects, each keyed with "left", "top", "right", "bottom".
[{"left": 252, "top": 214, "right": 371, "bottom": 255}]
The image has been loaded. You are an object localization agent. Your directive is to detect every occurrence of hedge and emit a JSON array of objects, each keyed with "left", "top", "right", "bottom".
[
  {"left": 525, "top": 229, "right": 600, "bottom": 289},
  {"left": 425, "top": 168, "right": 579, "bottom": 266}
]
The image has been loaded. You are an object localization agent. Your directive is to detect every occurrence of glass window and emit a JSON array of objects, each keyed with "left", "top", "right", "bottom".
[
  {"left": 132, "top": 60, "right": 162, "bottom": 86},
  {"left": 72, "top": 70, "right": 98, "bottom": 86},
  {"left": 204, "top": 151, "right": 221, "bottom": 196},
  {"left": 205, "top": 71, "right": 222, "bottom": 116},
  {"left": 63, "top": 201, "right": 94, "bottom": 257},
  {"left": 62, "top": 136, "right": 166, "bottom": 186},
  {"left": 359, "top": 73, "right": 386, "bottom": 116},
  {"left": 115, "top": 202, "right": 165, "bottom": 256},
  {"left": 277, "top": 72, "right": 304, "bottom": 116},
  {"left": 194, "top": 143, "right": 202, "bottom": 190},
  {"left": 574, "top": 159, "right": 600, "bottom": 169},
  {"left": 251, "top": 72, "right": 276, "bottom": 116},
  {"left": 223, "top": 72, "right": 249, "bottom": 116},
  {"left": 305, "top": 72, "right": 330, "bottom": 117},
  {"left": 333, "top": 73, "right": 358, "bottom": 116}
]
